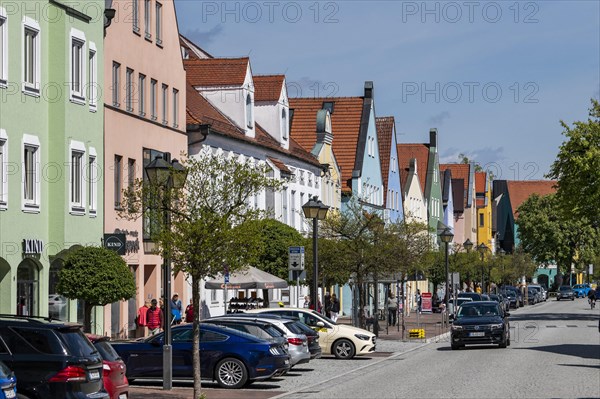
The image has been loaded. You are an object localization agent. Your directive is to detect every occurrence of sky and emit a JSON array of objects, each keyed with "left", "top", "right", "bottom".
[{"left": 174, "top": 0, "right": 600, "bottom": 180}]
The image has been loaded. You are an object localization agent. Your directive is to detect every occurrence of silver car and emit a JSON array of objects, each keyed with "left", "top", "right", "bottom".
[{"left": 212, "top": 315, "right": 311, "bottom": 367}]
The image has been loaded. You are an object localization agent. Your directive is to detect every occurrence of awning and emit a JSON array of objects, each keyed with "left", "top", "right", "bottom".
[{"left": 204, "top": 266, "right": 288, "bottom": 290}]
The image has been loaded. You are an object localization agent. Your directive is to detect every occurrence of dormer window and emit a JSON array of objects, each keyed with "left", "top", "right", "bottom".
[
  {"left": 281, "top": 108, "right": 288, "bottom": 140},
  {"left": 246, "top": 94, "right": 253, "bottom": 129}
]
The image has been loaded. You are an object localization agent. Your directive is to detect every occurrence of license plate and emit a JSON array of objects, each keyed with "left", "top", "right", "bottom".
[
  {"left": 469, "top": 332, "right": 485, "bottom": 337},
  {"left": 118, "top": 394, "right": 128, "bottom": 399},
  {"left": 4, "top": 388, "right": 16, "bottom": 399},
  {"left": 89, "top": 370, "right": 100, "bottom": 380}
]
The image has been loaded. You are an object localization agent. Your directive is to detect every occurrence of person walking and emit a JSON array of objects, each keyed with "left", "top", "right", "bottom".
[
  {"left": 135, "top": 300, "right": 150, "bottom": 337},
  {"left": 185, "top": 299, "right": 194, "bottom": 323},
  {"left": 330, "top": 293, "right": 340, "bottom": 322},
  {"left": 324, "top": 292, "right": 331, "bottom": 318},
  {"left": 386, "top": 292, "right": 398, "bottom": 326},
  {"left": 416, "top": 289, "right": 422, "bottom": 314},
  {"left": 146, "top": 299, "right": 163, "bottom": 335},
  {"left": 171, "top": 293, "right": 183, "bottom": 325},
  {"left": 303, "top": 295, "right": 310, "bottom": 308}
]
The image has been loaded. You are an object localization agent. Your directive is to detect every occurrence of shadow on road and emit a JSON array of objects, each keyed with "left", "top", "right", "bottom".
[
  {"left": 509, "top": 312, "right": 599, "bottom": 322},
  {"left": 515, "top": 344, "right": 600, "bottom": 361},
  {"left": 557, "top": 363, "right": 600, "bottom": 370},
  {"left": 436, "top": 345, "right": 504, "bottom": 351},
  {"left": 129, "top": 379, "right": 285, "bottom": 391}
]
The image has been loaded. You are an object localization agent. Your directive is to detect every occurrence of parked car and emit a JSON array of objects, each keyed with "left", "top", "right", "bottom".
[
  {"left": 111, "top": 323, "right": 289, "bottom": 389},
  {"left": 499, "top": 290, "right": 519, "bottom": 309},
  {"left": 0, "top": 314, "right": 108, "bottom": 399},
  {"left": 0, "top": 360, "right": 17, "bottom": 399},
  {"left": 488, "top": 294, "right": 509, "bottom": 312},
  {"left": 448, "top": 297, "right": 473, "bottom": 317},
  {"left": 557, "top": 286, "right": 575, "bottom": 301},
  {"left": 450, "top": 301, "right": 510, "bottom": 350},
  {"left": 204, "top": 317, "right": 309, "bottom": 367},
  {"left": 501, "top": 286, "right": 524, "bottom": 307},
  {"left": 457, "top": 292, "right": 483, "bottom": 301},
  {"left": 47, "top": 295, "right": 68, "bottom": 319},
  {"left": 528, "top": 284, "right": 547, "bottom": 301},
  {"left": 246, "top": 308, "right": 376, "bottom": 359},
  {"left": 572, "top": 284, "right": 592, "bottom": 298},
  {"left": 86, "top": 335, "right": 129, "bottom": 399}
]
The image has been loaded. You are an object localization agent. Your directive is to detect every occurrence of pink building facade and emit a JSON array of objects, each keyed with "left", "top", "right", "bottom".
[{"left": 103, "top": 0, "right": 187, "bottom": 338}]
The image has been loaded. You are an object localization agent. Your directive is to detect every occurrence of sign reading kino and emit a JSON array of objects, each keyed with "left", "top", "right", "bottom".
[{"left": 22, "top": 239, "right": 44, "bottom": 255}]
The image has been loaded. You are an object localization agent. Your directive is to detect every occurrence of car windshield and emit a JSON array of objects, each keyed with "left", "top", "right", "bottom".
[
  {"left": 309, "top": 310, "right": 336, "bottom": 326},
  {"left": 457, "top": 304, "right": 499, "bottom": 318},
  {"left": 59, "top": 328, "right": 98, "bottom": 357},
  {"left": 94, "top": 340, "right": 121, "bottom": 362},
  {"left": 560, "top": 286, "right": 571, "bottom": 291}
]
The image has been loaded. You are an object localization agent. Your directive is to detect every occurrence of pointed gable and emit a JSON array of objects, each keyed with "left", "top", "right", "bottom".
[
  {"left": 290, "top": 97, "right": 365, "bottom": 191},
  {"left": 254, "top": 75, "right": 285, "bottom": 102},
  {"left": 376, "top": 116, "right": 394, "bottom": 204},
  {"left": 506, "top": 180, "right": 557, "bottom": 217},
  {"left": 397, "top": 144, "right": 429, "bottom": 193},
  {"left": 179, "top": 34, "right": 213, "bottom": 60},
  {"left": 440, "top": 164, "right": 471, "bottom": 208},
  {"left": 184, "top": 57, "right": 250, "bottom": 87}
]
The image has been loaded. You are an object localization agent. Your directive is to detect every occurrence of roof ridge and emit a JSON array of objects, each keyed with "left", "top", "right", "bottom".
[{"left": 290, "top": 96, "right": 364, "bottom": 101}]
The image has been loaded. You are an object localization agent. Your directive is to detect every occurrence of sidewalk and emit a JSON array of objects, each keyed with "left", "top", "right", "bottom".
[
  {"left": 129, "top": 385, "right": 284, "bottom": 399},
  {"left": 337, "top": 310, "right": 449, "bottom": 341}
]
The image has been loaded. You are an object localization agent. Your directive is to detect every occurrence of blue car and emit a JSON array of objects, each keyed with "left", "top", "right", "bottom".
[
  {"left": 111, "top": 323, "right": 290, "bottom": 389},
  {"left": 572, "top": 284, "right": 591, "bottom": 298},
  {"left": 0, "top": 361, "right": 16, "bottom": 399}
]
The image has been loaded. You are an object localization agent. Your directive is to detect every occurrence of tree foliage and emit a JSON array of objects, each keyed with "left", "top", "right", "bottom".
[
  {"left": 121, "top": 150, "right": 281, "bottom": 398},
  {"left": 548, "top": 99, "right": 600, "bottom": 224},
  {"left": 57, "top": 246, "right": 136, "bottom": 332}
]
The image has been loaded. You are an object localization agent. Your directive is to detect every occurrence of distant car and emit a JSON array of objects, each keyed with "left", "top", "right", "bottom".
[
  {"left": 527, "top": 288, "right": 539, "bottom": 305},
  {"left": 457, "top": 292, "right": 484, "bottom": 301},
  {"left": 488, "top": 294, "right": 509, "bottom": 312},
  {"left": 450, "top": 301, "right": 510, "bottom": 350},
  {"left": 572, "top": 284, "right": 592, "bottom": 298},
  {"left": 48, "top": 295, "right": 68, "bottom": 318},
  {"left": 111, "top": 323, "right": 290, "bottom": 389},
  {"left": 528, "top": 284, "right": 547, "bottom": 301},
  {"left": 557, "top": 286, "right": 575, "bottom": 301},
  {"left": 500, "top": 290, "right": 520, "bottom": 309},
  {"left": 86, "top": 335, "right": 129, "bottom": 399},
  {"left": 245, "top": 308, "right": 376, "bottom": 359},
  {"left": 0, "top": 315, "right": 108, "bottom": 399},
  {"left": 0, "top": 360, "right": 17, "bottom": 399}
]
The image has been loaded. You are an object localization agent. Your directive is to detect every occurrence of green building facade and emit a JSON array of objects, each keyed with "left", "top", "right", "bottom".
[{"left": 0, "top": 1, "right": 104, "bottom": 331}]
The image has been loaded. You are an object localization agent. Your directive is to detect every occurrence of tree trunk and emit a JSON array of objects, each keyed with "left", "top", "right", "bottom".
[
  {"left": 84, "top": 302, "right": 93, "bottom": 333},
  {"left": 262, "top": 289, "right": 269, "bottom": 308},
  {"left": 357, "top": 277, "right": 365, "bottom": 329},
  {"left": 192, "top": 276, "right": 202, "bottom": 398}
]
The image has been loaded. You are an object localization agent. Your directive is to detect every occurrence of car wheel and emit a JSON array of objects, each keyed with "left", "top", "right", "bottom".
[
  {"left": 571, "top": 297, "right": 574, "bottom": 301},
  {"left": 332, "top": 339, "right": 356, "bottom": 359},
  {"left": 557, "top": 298, "right": 560, "bottom": 301},
  {"left": 215, "top": 357, "right": 248, "bottom": 389}
]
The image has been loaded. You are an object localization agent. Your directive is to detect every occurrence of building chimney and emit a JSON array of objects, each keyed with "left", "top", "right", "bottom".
[
  {"left": 364, "top": 81, "right": 374, "bottom": 99},
  {"left": 429, "top": 128, "right": 437, "bottom": 149}
]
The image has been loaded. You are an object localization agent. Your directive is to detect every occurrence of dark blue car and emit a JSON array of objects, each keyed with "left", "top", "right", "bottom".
[
  {"left": 0, "top": 361, "right": 16, "bottom": 399},
  {"left": 110, "top": 323, "right": 290, "bottom": 389}
]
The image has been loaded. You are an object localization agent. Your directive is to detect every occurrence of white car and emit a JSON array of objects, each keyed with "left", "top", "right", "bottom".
[
  {"left": 448, "top": 297, "right": 473, "bottom": 317},
  {"left": 245, "top": 308, "right": 376, "bottom": 359}
]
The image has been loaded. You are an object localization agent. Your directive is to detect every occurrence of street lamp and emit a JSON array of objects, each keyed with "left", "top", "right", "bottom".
[
  {"left": 145, "top": 155, "right": 187, "bottom": 391},
  {"left": 477, "top": 243, "right": 489, "bottom": 294},
  {"left": 302, "top": 196, "right": 329, "bottom": 313},
  {"left": 439, "top": 228, "right": 454, "bottom": 313}
]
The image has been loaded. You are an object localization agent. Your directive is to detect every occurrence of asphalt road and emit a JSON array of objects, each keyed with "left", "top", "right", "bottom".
[{"left": 272, "top": 298, "right": 600, "bottom": 399}]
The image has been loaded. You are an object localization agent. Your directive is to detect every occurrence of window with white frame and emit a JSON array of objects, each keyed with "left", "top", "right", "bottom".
[
  {"left": 88, "top": 43, "right": 97, "bottom": 109},
  {"left": 69, "top": 141, "right": 86, "bottom": 213},
  {"left": 0, "top": 129, "right": 7, "bottom": 208},
  {"left": 161, "top": 84, "right": 168, "bottom": 125},
  {"left": 281, "top": 108, "right": 288, "bottom": 139},
  {"left": 88, "top": 149, "right": 97, "bottom": 215},
  {"left": 150, "top": 79, "right": 157, "bottom": 120},
  {"left": 308, "top": 172, "right": 312, "bottom": 187},
  {"left": 22, "top": 18, "right": 41, "bottom": 95},
  {"left": 0, "top": 7, "right": 7, "bottom": 87},
  {"left": 70, "top": 29, "right": 86, "bottom": 102},
  {"left": 144, "top": 0, "right": 151, "bottom": 39},
  {"left": 155, "top": 2, "right": 163, "bottom": 45},
  {"left": 132, "top": 0, "right": 140, "bottom": 33},
  {"left": 246, "top": 94, "right": 253, "bottom": 129},
  {"left": 172, "top": 88, "right": 178, "bottom": 128},
  {"left": 138, "top": 74, "right": 146, "bottom": 116},
  {"left": 112, "top": 62, "right": 120, "bottom": 106},
  {"left": 126, "top": 68, "right": 133, "bottom": 112},
  {"left": 22, "top": 135, "right": 40, "bottom": 211}
]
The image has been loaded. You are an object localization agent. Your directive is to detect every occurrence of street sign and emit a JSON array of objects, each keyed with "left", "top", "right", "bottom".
[
  {"left": 104, "top": 234, "right": 126, "bottom": 255},
  {"left": 288, "top": 246, "right": 305, "bottom": 271},
  {"left": 224, "top": 273, "right": 230, "bottom": 284},
  {"left": 421, "top": 292, "right": 433, "bottom": 313}
]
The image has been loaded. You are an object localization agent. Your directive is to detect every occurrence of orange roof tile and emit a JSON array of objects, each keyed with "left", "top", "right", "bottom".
[
  {"left": 440, "top": 164, "right": 471, "bottom": 207},
  {"left": 184, "top": 57, "right": 249, "bottom": 87},
  {"left": 289, "top": 97, "right": 365, "bottom": 190},
  {"left": 475, "top": 172, "right": 487, "bottom": 194},
  {"left": 506, "top": 180, "right": 557, "bottom": 217},
  {"left": 376, "top": 117, "right": 394, "bottom": 204},
  {"left": 267, "top": 157, "right": 291, "bottom": 174},
  {"left": 397, "top": 144, "right": 429, "bottom": 193},
  {"left": 254, "top": 75, "right": 284, "bottom": 102}
]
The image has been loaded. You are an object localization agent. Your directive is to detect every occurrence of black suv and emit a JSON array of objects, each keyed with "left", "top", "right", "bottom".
[{"left": 0, "top": 315, "right": 108, "bottom": 399}]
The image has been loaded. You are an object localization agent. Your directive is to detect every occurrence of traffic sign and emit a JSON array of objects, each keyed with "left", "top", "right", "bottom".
[
  {"left": 224, "top": 273, "right": 230, "bottom": 284},
  {"left": 288, "top": 246, "right": 305, "bottom": 271}
]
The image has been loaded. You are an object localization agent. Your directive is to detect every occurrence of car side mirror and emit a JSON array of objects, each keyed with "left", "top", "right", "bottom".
[{"left": 316, "top": 321, "right": 325, "bottom": 327}]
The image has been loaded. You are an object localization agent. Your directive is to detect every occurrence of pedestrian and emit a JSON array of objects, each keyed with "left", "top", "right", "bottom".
[
  {"left": 417, "top": 289, "right": 422, "bottom": 314},
  {"left": 146, "top": 299, "right": 163, "bottom": 335},
  {"left": 135, "top": 300, "right": 150, "bottom": 337},
  {"left": 386, "top": 292, "right": 398, "bottom": 326},
  {"left": 303, "top": 295, "right": 310, "bottom": 308},
  {"left": 330, "top": 293, "right": 340, "bottom": 322},
  {"left": 324, "top": 292, "right": 331, "bottom": 318},
  {"left": 185, "top": 299, "right": 194, "bottom": 323},
  {"left": 171, "top": 293, "right": 183, "bottom": 325}
]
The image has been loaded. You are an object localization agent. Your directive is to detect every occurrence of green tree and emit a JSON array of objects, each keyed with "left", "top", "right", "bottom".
[
  {"left": 548, "top": 99, "right": 600, "bottom": 224},
  {"left": 122, "top": 152, "right": 281, "bottom": 398},
  {"left": 57, "top": 246, "right": 136, "bottom": 333}
]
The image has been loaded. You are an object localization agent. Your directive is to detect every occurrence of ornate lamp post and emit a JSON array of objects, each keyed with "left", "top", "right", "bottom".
[
  {"left": 302, "top": 196, "right": 329, "bottom": 313},
  {"left": 145, "top": 155, "right": 187, "bottom": 390},
  {"left": 439, "top": 228, "right": 454, "bottom": 312},
  {"left": 477, "top": 243, "right": 489, "bottom": 294}
]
